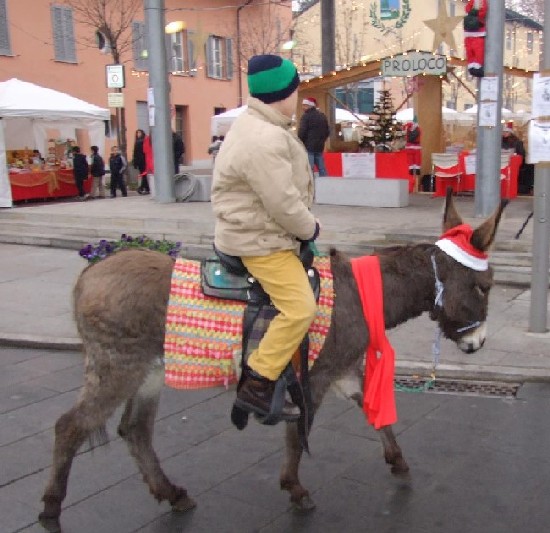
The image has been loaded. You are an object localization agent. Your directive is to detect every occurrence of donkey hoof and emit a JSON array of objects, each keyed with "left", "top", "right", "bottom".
[
  {"left": 390, "top": 458, "right": 410, "bottom": 476},
  {"left": 38, "top": 513, "right": 61, "bottom": 533},
  {"left": 172, "top": 494, "right": 197, "bottom": 513},
  {"left": 291, "top": 494, "right": 316, "bottom": 513}
]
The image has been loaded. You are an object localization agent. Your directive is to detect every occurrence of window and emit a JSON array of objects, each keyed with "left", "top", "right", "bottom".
[
  {"left": 51, "top": 5, "right": 76, "bottom": 63},
  {"left": 449, "top": 1, "right": 455, "bottom": 16},
  {"left": 527, "top": 32, "right": 533, "bottom": 54},
  {"left": 206, "top": 35, "right": 233, "bottom": 80},
  {"left": 0, "top": 0, "right": 11, "bottom": 56},
  {"left": 505, "top": 28, "right": 512, "bottom": 51},
  {"left": 132, "top": 21, "right": 148, "bottom": 71},
  {"left": 167, "top": 30, "right": 196, "bottom": 76}
]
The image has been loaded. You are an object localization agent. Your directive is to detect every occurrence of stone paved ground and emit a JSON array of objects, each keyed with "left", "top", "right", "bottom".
[{"left": 2, "top": 345, "right": 550, "bottom": 533}]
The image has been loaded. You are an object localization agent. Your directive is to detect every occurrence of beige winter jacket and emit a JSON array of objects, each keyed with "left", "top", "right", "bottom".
[{"left": 211, "top": 97, "right": 316, "bottom": 257}]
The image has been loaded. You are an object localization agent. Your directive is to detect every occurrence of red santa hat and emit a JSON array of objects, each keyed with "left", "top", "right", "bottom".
[
  {"left": 303, "top": 97, "right": 317, "bottom": 107},
  {"left": 435, "top": 224, "right": 489, "bottom": 271}
]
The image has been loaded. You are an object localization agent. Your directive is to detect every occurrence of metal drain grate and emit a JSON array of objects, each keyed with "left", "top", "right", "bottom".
[{"left": 395, "top": 377, "right": 520, "bottom": 398}]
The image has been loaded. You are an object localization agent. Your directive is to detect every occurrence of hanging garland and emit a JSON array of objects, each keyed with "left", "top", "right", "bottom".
[{"left": 369, "top": 0, "right": 411, "bottom": 34}]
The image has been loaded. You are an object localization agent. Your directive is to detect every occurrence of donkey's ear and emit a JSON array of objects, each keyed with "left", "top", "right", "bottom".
[
  {"left": 442, "top": 187, "right": 463, "bottom": 232},
  {"left": 471, "top": 199, "right": 509, "bottom": 252}
]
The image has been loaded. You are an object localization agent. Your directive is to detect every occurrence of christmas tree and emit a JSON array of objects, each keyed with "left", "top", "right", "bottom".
[{"left": 367, "top": 89, "right": 404, "bottom": 152}]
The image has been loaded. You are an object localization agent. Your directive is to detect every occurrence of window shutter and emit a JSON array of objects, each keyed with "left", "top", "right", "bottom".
[
  {"left": 206, "top": 35, "right": 213, "bottom": 78},
  {"left": 63, "top": 7, "right": 76, "bottom": 63},
  {"left": 187, "top": 31, "right": 196, "bottom": 76},
  {"left": 50, "top": 5, "right": 76, "bottom": 63},
  {"left": 165, "top": 32, "right": 172, "bottom": 71},
  {"left": 51, "top": 6, "right": 66, "bottom": 61},
  {"left": 132, "top": 21, "right": 148, "bottom": 71},
  {"left": 225, "top": 38, "right": 233, "bottom": 80},
  {"left": 0, "top": 0, "right": 11, "bottom": 55}
]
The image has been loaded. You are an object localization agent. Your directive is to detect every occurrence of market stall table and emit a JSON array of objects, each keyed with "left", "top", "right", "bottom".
[
  {"left": 9, "top": 168, "right": 91, "bottom": 201},
  {"left": 323, "top": 151, "right": 413, "bottom": 192}
]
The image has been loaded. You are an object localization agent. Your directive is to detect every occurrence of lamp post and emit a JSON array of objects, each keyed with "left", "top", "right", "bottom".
[{"left": 144, "top": 0, "right": 175, "bottom": 203}]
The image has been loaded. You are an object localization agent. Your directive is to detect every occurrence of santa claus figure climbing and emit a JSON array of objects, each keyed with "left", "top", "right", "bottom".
[{"left": 464, "top": 0, "right": 488, "bottom": 78}]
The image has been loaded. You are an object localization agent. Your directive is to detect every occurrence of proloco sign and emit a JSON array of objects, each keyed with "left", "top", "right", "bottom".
[{"left": 381, "top": 52, "right": 447, "bottom": 77}]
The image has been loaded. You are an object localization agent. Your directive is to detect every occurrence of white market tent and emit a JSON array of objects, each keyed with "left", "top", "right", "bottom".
[
  {"left": 0, "top": 78, "right": 110, "bottom": 207},
  {"left": 211, "top": 106, "right": 247, "bottom": 137},
  {"left": 395, "top": 106, "right": 471, "bottom": 124},
  {"left": 210, "top": 105, "right": 371, "bottom": 137}
]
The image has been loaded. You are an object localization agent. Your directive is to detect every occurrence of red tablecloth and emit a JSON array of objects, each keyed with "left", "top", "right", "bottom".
[
  {"left": 9, "top": 169, "right": 91, "bottom": 201},
  {"left": 433, "top": 152, "right": 520, "bottom": 199},
  {"left": 323, "top": 151, "right": 413, "bottom": 192}
]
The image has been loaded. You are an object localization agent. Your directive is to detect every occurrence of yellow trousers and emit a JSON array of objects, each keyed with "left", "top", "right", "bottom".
[{"left": 241, "top": 250, "right": 317, "bottom": 381}]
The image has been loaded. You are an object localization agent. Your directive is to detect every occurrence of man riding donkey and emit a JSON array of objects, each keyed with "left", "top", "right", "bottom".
[{"left": 211, "top": 54, "right": 321, "bottom": 424}]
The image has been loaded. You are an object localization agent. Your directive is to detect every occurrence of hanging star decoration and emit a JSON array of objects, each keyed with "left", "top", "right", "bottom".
[{"left": 423, "top": 0, "right": 463, "bottom": 51}]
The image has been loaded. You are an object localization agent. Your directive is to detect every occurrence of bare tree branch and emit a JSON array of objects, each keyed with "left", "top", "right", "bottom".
[{"left": 63, "top": 0, "right": 141, "bottom": 64}]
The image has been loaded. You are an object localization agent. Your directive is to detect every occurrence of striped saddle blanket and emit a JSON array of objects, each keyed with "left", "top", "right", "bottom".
[{"left": 164, "top": 256, "right": 334, "bottom": 390}]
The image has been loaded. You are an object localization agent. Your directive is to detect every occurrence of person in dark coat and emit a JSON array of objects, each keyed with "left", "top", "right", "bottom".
[
  {"left": 109, "top": 145, "right": 128, "bottom": 198},
  {"left": 133, "top": 129, "right": 149, "bottom": 194},
  {"left": 172, "top": 131, "right": 184, "bottom": 174},
  {"left": 89, "top": 145, "right": 106, "bottom": 198},
  {"left": 298, "top": 97, "right": 330, "bottom": 176},
  {"left": 71, "top": 146, "right": 89, "bottom": 200},
  {"left": 502, "top": 126, "right": 533, "bottom": 195}
]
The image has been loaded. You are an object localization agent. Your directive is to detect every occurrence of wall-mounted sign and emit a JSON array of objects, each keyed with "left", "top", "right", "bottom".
[
  {"left": 106, "top": 64, "right": 125, "bottom": 89},
  {"left": 107, "top": 92, "right": 124, "bottom": 108},
  {"left": 381, "top": 51, "right": 447, "bottom": 77}
]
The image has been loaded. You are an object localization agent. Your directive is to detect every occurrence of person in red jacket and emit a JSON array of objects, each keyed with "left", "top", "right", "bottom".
[{"left": 464, "top": 0, "right": 488, "bottom": 78}]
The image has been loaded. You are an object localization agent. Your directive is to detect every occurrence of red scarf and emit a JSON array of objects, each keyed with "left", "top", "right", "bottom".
[{"left": 351, "top": 255, "right": 397, "bottom": 430}]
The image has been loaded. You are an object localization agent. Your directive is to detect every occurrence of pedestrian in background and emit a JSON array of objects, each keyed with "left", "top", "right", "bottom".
[
  {"left": 71, "top": 146, "right": 89, "bottom": 201},
  {"left": 133, "top": 129, "right": 149, "bottom": 195},
  {"left": 298, "top": 97, "right": 330, "bottom": 177},
  {"left": 109, "top": 145, "right": 128, "bottom": 198},
  {"left": 172, "top": 131, "right": 184, "bottom": 174},
  {"left": 89, "top": 145, "right": 106, "bottom": 199},
  {"left": 208, "top": 135, "right": 224, "bottom": 162},
  {"left": 142, "top": 132, "right": 155, "bottom": 197}
]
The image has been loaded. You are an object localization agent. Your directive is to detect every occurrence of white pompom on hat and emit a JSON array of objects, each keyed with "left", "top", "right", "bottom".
[{"left": 303, "top": 97, "right": 317, "bottom": 107}]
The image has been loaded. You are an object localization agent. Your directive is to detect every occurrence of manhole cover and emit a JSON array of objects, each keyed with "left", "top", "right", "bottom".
[{"left": 395, "top": 377, "right": 520, "bottom": 398}]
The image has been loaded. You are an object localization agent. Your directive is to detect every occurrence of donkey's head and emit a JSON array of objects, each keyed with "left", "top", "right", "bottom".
[{"left": 429, "top": 189, "right": 507, "bottom": 353}]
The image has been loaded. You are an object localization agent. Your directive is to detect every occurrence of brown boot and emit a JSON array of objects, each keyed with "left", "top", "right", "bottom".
[{"left": 235, "top": 369, "right": 300, "bottom": 421}]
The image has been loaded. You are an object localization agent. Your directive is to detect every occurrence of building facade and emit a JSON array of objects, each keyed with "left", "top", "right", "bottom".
[
  {"left": 293, "top": 0, "right": 542, "bottom": 114},
  {"left": 0, "top": 0, "right": 292, "bottom": 166}
]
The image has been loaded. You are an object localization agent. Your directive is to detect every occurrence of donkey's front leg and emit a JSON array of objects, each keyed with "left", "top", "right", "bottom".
[
  {"left": 332, "top": 368, "right": 409, "bottom": 476},
  {"left": 379, "top": 425, "right": 409, "bottom": 475}
]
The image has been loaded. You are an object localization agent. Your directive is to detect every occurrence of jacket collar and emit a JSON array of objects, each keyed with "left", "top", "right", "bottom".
[{"left": 247, "top": 97, "right": 293, "bottom": 129}]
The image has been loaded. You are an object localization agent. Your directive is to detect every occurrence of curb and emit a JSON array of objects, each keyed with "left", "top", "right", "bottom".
[{"left": 1, "top": 333, "right": 546, "bottom": 384}]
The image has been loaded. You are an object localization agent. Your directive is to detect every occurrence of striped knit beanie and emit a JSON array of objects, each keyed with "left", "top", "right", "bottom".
[{"left": 247, "top": 55, "right": 300, "bottom": 104}]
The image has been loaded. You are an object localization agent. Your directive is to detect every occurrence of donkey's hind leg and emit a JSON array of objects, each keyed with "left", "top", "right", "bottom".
[
  {"left": 39, "top": 368, "right": 126, "bottom": 531},
  {"left": 117, "top": 364, "right": 196, "bottom": 513}
]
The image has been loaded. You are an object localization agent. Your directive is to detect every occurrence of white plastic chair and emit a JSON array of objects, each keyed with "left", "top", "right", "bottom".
[{"left": 431, "top": 153, "right": 462, "bottom": 195}]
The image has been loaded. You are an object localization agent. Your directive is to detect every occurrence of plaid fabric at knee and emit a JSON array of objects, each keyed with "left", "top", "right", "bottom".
[{"left": 164, "top": 256, "right": 334, "bottom": 390}]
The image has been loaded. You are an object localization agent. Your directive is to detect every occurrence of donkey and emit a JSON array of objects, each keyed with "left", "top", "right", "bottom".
[{"left": 39, "top": 191, "right": 506, "bottom": 530}]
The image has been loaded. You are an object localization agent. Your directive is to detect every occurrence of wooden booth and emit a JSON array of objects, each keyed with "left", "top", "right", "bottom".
[{"left": 296, "top": 52, "right": 534, "bottom": 206}]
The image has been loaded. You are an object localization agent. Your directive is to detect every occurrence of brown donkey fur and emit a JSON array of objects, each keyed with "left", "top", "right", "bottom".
[{"left": 39, "top": 192, "right": 506, "bottom": 529}]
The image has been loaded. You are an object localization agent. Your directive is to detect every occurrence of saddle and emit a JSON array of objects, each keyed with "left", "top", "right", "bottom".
[{"left": 200, "top": 244, "right": 320, "bottom": 449}]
